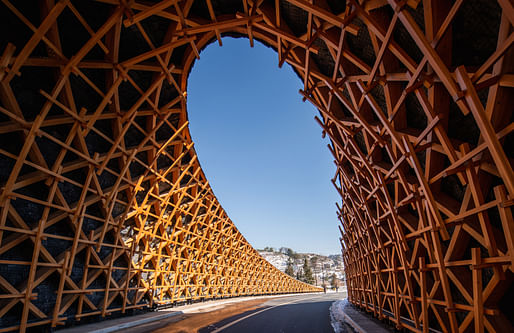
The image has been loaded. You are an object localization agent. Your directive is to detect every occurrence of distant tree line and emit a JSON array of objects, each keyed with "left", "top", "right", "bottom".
[
  {"left": 261, "top": 246, "right": 342, "bottom": 287},
  {"left": 261, "top": 246, "right": 302, "bottom": 259},
  {"left": 285, "top": 257, "right": 315, "bottom": 285}
]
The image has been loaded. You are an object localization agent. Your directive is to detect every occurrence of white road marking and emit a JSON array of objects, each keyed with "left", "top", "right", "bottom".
[{"left": 211, "top": 295, "right": 329, "bottom": 333}]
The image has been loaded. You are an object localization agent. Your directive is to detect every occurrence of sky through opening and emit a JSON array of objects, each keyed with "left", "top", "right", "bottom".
[{"left": 187, "top": 37, "right": 341, "bottom": 255}]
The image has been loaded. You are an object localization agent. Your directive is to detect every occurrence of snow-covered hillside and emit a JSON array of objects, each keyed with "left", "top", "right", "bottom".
[{"left": 258, "top": 248, "right": 345, "bottom": 287}]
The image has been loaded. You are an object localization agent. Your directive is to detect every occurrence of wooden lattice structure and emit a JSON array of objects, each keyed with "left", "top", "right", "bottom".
[{"left": 0, "top": 0, "right": 513, "bottom": 332}]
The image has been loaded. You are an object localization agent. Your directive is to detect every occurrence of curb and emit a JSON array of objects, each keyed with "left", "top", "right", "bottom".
[
  {"left": 59, "top": 311, "right": 183, "bottom": 333},
  {"left": 340, "top": 310, "right": 366, "bottom": 333},
  {"left": 334, "top": 299, "right": 390, "bottom": 333}
]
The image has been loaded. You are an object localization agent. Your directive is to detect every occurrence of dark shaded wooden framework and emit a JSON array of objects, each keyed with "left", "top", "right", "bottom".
[{"left": 0, "top": 0, "right": 513, "bottom": 332}]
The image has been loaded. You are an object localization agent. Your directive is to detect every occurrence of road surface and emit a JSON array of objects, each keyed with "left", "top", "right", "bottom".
[
  {"left": 117, "top": 292, "right": 348, "bottom": 333},
  {"left": 200, "top": 292, "right": 346, "bottom": 333}
]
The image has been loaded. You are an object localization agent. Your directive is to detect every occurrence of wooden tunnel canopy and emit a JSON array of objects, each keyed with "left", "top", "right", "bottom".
[{"left": 0, "top": 0, "right": 513, "bottom": 332}]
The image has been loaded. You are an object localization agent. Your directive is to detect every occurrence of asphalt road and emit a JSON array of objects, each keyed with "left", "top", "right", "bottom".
[{"left": 200, "top": 292, "right": 347, "bottom": 333}]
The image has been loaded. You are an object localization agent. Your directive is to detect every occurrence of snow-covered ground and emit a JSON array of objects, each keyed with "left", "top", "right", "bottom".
[
  {"left": 258, "top": 250, "right": 345, "bottom": 287},
  {"left": 330, "top": 300, "right": 348, "bottom": 333},
  {"left": 258, "top": 251, "right": 290, "bottom": 271}
]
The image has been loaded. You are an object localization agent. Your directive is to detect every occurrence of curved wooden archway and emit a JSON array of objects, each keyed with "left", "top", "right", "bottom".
[{"left": 0, "top": 0, "right": 513, "bottom": 332}]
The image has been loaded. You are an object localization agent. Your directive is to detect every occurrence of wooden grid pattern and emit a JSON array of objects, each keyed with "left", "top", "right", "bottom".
[{"left": 0, "top": 0, "right": 513, "bottom": 332}]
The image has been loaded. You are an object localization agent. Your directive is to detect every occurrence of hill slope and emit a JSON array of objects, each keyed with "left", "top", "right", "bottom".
[{"left": 258, "top": 247, "right": 345, "bottom": 288}]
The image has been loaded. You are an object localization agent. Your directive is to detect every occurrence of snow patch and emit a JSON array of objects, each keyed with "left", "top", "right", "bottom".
[{"left": 329, "top": 299, "right": 347, "bottom": 333}]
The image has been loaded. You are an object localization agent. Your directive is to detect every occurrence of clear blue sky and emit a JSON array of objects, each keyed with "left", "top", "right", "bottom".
[{"left": 187, "top": 37, "right": 342, "bottom": 255}]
